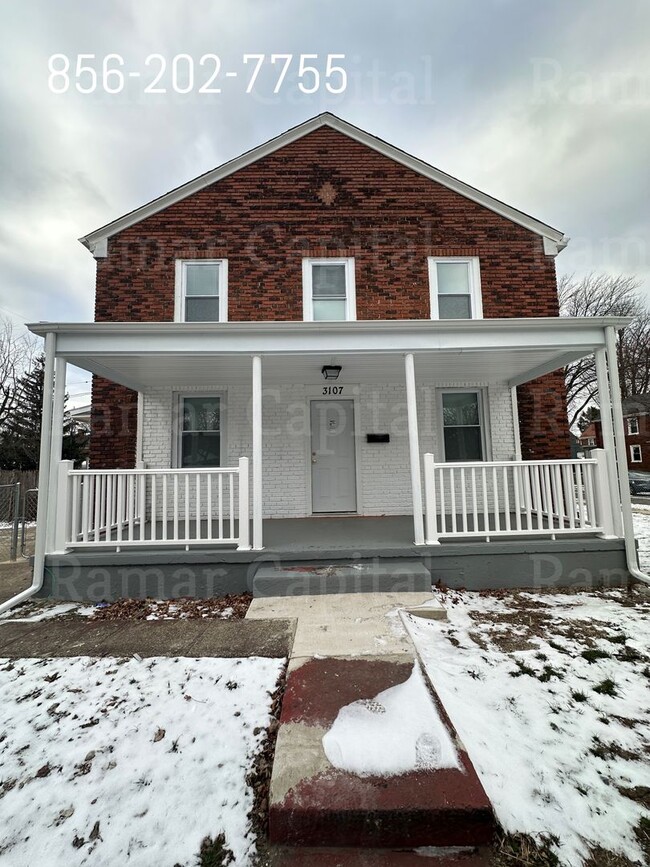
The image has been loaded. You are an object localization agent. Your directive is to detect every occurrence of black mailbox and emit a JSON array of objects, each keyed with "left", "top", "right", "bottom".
[{"left": 366, "top": 433, "right": 390, "bottom": 443}]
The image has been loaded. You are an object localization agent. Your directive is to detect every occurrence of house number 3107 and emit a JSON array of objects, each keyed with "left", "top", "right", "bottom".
[{"left": 322, "top": 386, "right": 344, "bottom": 395}]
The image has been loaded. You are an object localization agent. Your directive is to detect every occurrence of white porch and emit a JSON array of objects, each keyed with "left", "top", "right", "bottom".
[{"left": 20, "top": 316, "right": 646, "bottom": 600}]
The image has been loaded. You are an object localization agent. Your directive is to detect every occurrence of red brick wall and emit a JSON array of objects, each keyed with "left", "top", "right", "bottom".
[{"left": 90, "top": 125, "right": 569, "bottom": 467}]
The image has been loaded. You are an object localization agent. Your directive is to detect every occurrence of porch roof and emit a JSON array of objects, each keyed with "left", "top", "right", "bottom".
[{"left": 28, "top": 317, "right": 631, "bottom": 391}]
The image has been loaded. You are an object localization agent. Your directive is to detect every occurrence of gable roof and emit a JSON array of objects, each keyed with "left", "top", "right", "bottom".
[
  {"left": 79, "top": 112, "right": 568, "bottom": 257},
  {"left": 623, "top": 395, "right": 650, "bottom": 416}
]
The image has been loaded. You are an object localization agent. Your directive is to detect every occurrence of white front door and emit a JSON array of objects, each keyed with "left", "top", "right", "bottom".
[{"left": 310, "top": 399, "right": 357, "bottom": 513}]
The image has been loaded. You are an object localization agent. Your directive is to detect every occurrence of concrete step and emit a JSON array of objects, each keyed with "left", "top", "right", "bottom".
[
  {"left": 266, "top": 845, "right": 489, "bottom": 865},
  {"left": 253, "top": 559, "right": 432, "bottom": 597},
  {"left": 269, "top": 657, "right": 495, "bottom": 849}
]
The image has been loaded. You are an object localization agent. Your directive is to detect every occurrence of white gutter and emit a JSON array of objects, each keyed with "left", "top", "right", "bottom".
[
  {"left": 0, "top": 333, "right": 57, "bottom": 615},
  {"left": 605, "top": 326, "right": 650, "bottom": 586}
]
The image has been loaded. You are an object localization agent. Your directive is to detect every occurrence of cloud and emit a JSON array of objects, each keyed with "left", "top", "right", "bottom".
[{"left": 0, "top": 0, "right": 648, "bottom": 338}]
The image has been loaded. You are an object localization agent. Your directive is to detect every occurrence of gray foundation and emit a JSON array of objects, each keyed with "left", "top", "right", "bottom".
[{"left": 41, "top": 518, "right": 630, "bottom": 601}]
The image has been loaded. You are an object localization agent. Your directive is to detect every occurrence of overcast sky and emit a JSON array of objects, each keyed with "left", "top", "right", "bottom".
[{"left": 1, "top": 0, "right": 649, "bottom": 400}]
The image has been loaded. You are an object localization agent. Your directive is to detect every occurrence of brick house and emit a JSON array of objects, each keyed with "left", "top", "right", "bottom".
[
  {"left": 15, "top": 113, "right": 642, "bottom": 604},
  {"left": 622, "top": 396, "right": 650, "bottom": 471},
  {"left": 583, "top": 396, "right": 650, "bottom": 471}
]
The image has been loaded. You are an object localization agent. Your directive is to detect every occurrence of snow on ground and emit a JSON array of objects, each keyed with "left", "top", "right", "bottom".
[
  {"left": 633, "top": 509, "right": 650, "bottom": 572},
  {"left": 322, "top": 663, "right": 460, "bottom": 776},
  {"left": 406, "top": 589, "right": 650, "bottom": 866},
  {"left": 0, "top": 656, "right": 284, "bottom": 866}
]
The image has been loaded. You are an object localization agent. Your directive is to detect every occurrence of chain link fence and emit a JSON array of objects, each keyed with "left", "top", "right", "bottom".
[{"left": 0, "top": 483, "right": 38, "bottom": 562}]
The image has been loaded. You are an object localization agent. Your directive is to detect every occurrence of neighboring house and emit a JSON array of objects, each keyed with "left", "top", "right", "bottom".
[
  {"left": 588, "top": 395, "right": 650, "bottom": 472},
  {"left": 22, "top": 113, "right": 640, "bottom": 600},
  {"left": 578, "top": 423, "right": 599, "bottom": 455}
]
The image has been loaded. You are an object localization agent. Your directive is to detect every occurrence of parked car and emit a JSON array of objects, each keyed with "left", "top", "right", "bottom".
[{"left": 629, "top": 471, "right": 650, "bottom": 496}]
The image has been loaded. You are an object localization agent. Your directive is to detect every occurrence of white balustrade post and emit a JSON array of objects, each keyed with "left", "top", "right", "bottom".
[
  {"left": 237, "top": 457, "right": 251, "bottom": 550},
  {"left": 53, "top": 460, "right": 74, "bottom": 552},
  {"left": 592, "top": 449, "right": 616, "bottom": 538},
  {"left": 405, "top": 353, "right": 425, "bottom": 545},
  {"left": 423, "top": 453, "right": 440, "bottom": 545},
  {"left": 252, "top": 355, "right": 263, "bottom": 550}
]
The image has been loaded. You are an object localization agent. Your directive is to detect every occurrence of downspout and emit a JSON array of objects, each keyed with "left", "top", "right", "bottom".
[
  {"left": 0, "top": 332, "right": 57, "bottom": 614},
  {"left": 605, "top": 326, "right": 650, "bottom": 586}
]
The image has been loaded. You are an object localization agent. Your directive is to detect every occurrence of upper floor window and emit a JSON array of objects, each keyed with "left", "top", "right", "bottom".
[
  {"left": 302, "top": 258, "right": 356, "bottom": 321},
  {"left": 175, "top": 260, "right": 228, "bottom": 322},
  {"left": 428, "top": 257, "right": 482, "bottom": 320},
  {"left": 628, "top": 417, "right": 639, "bottom": 435}
]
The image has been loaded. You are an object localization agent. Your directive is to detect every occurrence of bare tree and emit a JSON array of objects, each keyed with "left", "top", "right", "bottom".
[
  {"left": 560, "top": 273, "right": 650, "bottom": 429},
  {"left": 0, "top": 317, "right": 38, "bottom": 428}
]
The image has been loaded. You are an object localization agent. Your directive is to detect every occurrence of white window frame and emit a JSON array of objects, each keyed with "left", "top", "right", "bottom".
[
  {"left": 428, "top": 257, "right": 483, "bottom": 320},
  {"left": 630, "top": 444, "right": 642, "bottom": 463},
  {"left": 437, "top": 387, "right": 490, "bottom": 462},
  {"left": 628, "top": 416, "right": 639, "bottom": 435},
  {"left": 174, "top": 259, "right": 228, "bottom": 323},
  {"left": 302, "top": 257, "right": 356, "bottom": 322},
  {"left": 173, "top": 392, "right": 227, "bottom": 468}
]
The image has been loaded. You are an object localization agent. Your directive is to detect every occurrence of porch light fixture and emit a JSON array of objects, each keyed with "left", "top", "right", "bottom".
[{"left": 321, "top": 365, "right": 342, "bottom": 380}]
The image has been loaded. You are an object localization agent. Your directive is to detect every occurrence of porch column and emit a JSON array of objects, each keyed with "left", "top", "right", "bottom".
[
  {"left": 595, "top": 347, "right": 623, "bottom": 536},
  {"left": 605, "top": 326, "right": 644, "bottom": 574},
  {"left": 45, "top": 357, "right": 67, "bottom": 552},
  {"left": 405, "top": 353, "right": 425, "bottom": 545},
  {"left": 252, "top": 354, "right": 263, "bottom": 550},
  {"left": 510, "top": 387, "right": 522, "bottom": 460},
  {"left": 33, "top": 333, "right": 56, "bottom": 583}
]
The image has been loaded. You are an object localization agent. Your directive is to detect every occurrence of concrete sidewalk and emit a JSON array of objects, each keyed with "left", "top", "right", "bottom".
[{"left": 0, "top": 617, "right": 294, "bottom": 658}]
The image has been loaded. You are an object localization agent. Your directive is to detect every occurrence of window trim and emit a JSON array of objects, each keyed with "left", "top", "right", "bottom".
[
  {"left": 172, "top": 392, "right": 227, "bottom": 468},
  {"left": 437, "top": 387, "right": 490, "bottom": 462},
  {"left": 428, "top": 257, "right": 483, "bottom": 320},
  {"left": 628, "top": 416, "right": 639, "bottom": 435},
  {"left": 174, "top": 259, "right": 229, "bottom": 323},
  {"left": 302, "top": 257, "right": 356, "bottom": 322},
  {"left": 630, "top": 444, "right": 642, "bottom": 464}
]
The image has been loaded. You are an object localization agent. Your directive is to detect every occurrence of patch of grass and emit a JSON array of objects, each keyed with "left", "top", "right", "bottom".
[
  {"left": 571, "top": 690, "right": 588, "bottom": 703},
  {"left": 196, "top": 834, "right": 234, "bottom": 866},
  {"left": 636, "top": 817, "right": 650, "bottom": 863},
  {"left": 590, "top": 737, "right": 638, "bottom": 762},
  {"left": 618, "top": 785, "right": 650, "bottom": 809},
  {"left": 581, "top": 648, "right": 611, "bottom": 663},
  {"left": 593, "top": 678, "right": 617, "bottom": 697},
  {"left": 548, "top": 640, "right": 570, "bottom": 655},
  {"left": 584, "top": 845, "right": 644, "bottom": 866},
  {"left": 538, "top": 665, "right": 564, "bottom": 682},
  {"left": 490, "top": 831, "right": 561, "bottom": 866},
  {"left": 510, "top": 660, "right": 537, "bottom": 678},
  {"left": 617, "top": 645, "right": 646, "bottom": 663},
  {"left": 605, "top": 633, "right": 628, "bottom": 644}
]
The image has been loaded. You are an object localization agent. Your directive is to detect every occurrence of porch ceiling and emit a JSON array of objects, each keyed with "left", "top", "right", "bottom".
[{"left": 29, "top": 317, "right": 631, "bottom": 391}]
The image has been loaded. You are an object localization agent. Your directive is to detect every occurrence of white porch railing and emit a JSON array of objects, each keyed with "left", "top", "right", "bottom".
[
  {"left": 423, "top": 450, "right": 616, "bottom": 543},
  {"left": 53, "top": 457, "right": 251, "bottom": 551}
]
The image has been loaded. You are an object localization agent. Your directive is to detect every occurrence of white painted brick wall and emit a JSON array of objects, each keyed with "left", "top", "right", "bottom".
[{"left": 140, "top": 380, "right": 516, "bottom": 519}]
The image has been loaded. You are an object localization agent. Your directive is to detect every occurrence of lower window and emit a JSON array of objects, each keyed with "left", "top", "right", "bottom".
[
  {"left": 179, "top": 396, "right": 221, "bottom": 467},
  {"left": 440, "top": 390, "right": 485, "bottom": 461},
  {"left": 630, "top": 444, "right": 642, "bottom": 463}
]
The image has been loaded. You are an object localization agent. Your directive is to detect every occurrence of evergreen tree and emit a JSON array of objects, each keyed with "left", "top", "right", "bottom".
[{"left": 0, "top": 355, "right": 88, "bottom": 470}]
